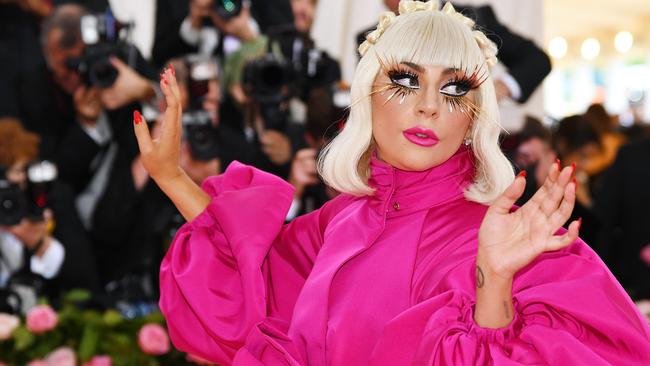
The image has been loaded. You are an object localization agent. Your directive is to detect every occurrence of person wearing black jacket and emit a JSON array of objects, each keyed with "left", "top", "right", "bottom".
[
  {"left": 357, "top": 0, "right": 551, "bottom": 104},
  {"left": 6, "top": 4, "right": 158, "bottom": 198},
  {"left": 0, "top": 118, "right": 99, "bottom": 311},
  {"left": 594, "top": 137, "right": 650, "bottom": 300}
]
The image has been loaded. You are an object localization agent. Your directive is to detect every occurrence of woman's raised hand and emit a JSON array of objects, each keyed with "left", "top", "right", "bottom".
[
  {"left": 132, "top": 65, "right": 211, "bottom": 221},
  {"left": 133, "top": 66, "right": 183, "bottom": 184},
  {"left": 477, "top": 161, "right": 580, "bottom": 280}
]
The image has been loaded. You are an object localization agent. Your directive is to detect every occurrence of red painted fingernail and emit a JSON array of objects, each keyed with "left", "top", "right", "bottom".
[
  {"left": 555, "top": 158, "right": 561, "bottom": 169},
  {"left": 572, "top": 177, "right": 578, "bottom": 187},
  {"left": 577, "top": 217, "right": 582, "bottom": 230},
  {"left": 571, "top": 162, "right": 576, "bottom": 173},
  {"left": 133, "top": 110, "right": 143, "bottom": 124},
  {"left": 169, "top": 63, "right": 175, "bottom": 76},
  {"left": 518, "top": 170, "right": 527, "bottom": 178}
]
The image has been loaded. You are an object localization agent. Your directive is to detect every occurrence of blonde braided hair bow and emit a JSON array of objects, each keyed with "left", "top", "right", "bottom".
[{"left": 358, "top": 0, "right": 498, "bottom": 67}]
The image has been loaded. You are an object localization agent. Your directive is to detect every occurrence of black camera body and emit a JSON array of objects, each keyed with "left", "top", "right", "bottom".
[
  {"left": 65, "top": 8, "right": 132, "bottom": 88},
  {"left": 0, "top": 162, "right": 58, "bottom": 226},
  {"left": 182, "top": 111, "right": 220, "bottom": 161},
  {"left": 242, "top": 27, "right": 340, "bottom": 131},
  {"left": 0, "top": 179, "right": 28, "bottom": 226},
  {"left": 242, "top": 52, "right": 292, "bottom": 131},
  {"left": 181, "top": 56, "right": 221, "bottom": 161}
]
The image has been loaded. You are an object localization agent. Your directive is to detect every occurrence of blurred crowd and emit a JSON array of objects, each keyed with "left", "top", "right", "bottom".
[{"left": 0, "top": 0, "right": 649, "bottom": 320}]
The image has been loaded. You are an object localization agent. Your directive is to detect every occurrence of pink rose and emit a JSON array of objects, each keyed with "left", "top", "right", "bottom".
[
  {"left": 26, "top": 305, "right": 58, "bottom": 334},
  {"left": 186, "top": 354, "right": 214, "bottom": 365},
  {"left": 137, "top": 324, "right": 170, "bottom": 355},
  {"left": 26, "top": 360, "right": 48, "bottom": 366},
  {"left": 82, "top": 355, "right": 112, "bottom": 366},
  {"left": 46, "top": 347, "right": 76, "bottom": 366},
  {"left": 640, "top": 244, "right": 650, "bottom": 266},
  {"left": 0, "top": 313, "right": 20, "bottom": 340}
]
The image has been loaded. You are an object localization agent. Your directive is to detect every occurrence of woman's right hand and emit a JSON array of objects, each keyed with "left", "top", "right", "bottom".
[
  {"left": 133, "top": 66, "right": 211, "bottom": 222},
  {"left": 133, "top": 66, "right": 184, "bottom": 184}
]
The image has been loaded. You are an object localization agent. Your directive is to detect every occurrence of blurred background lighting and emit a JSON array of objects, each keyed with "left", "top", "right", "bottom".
[
  {"left": 548, "top": 36, "right": 568, "bottom": 59},
  {"left": 615, "top": 31, "right": 634, "bottom": 53},
  {"left": 581, "top": 38, "right": 600, "bottom": 60}
]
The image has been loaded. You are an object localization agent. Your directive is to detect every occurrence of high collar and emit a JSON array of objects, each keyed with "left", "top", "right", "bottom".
[{"left": 367, "top": 146, "right": 476, "bottom": 217}]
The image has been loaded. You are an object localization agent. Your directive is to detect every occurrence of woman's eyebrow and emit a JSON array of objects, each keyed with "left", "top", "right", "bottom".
[
  {"left": 442, "top": 68, "right": 460, "bottom": 76},
  {"left": 399, "top": 63, "right": 461, "bottom": 77},
  {"left": 400, "top": 61, "right": 424, "bottom": 72}
]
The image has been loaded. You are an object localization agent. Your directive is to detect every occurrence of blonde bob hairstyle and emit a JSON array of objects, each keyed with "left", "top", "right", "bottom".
[{"left": 318, "top": 1, "right": 514, "bottom": 204}]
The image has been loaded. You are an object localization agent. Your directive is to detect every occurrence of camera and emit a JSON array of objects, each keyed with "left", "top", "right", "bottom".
[
  {"left": 65, "top": 8, "right": 133, "bottom": 88},
  {"left": 242, "top": 26, "right": 341, "bottom": 131},
  {"left": 181, "top": 55, "right": 220, "bottom": 161},
  {"left": 242, "top": 52, "right": 292, "bottom": 131},
  {"left": 0, "top": 161, "right": 58, "bottom": 226},
  {"left": 214, "top": 0, "right": 243, "bottom": 20},
  {"left": 0, "top": 179, "right": 27, "bottom": 226},
  {"left": 182, "top": 111, "right": 220, "bottom": 161}
]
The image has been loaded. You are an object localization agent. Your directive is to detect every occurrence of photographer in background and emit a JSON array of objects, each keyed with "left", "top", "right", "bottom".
[
  {"left": 0, "top": 118, "right": 99, "bottom": 314},
  {"left": 286, "top": 86, "right": 346, "bottom": 219},
  {"left": 218, "top": 0, "right": 340, "bottom": 179},
  {"left": 89, "top": 58, "right": 221, "bottom": 310},
  {"left": 10, "top": 4, "right": 157, "bottom": 216}
]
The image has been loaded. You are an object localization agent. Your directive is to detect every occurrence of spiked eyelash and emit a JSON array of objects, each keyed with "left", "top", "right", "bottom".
[{"left": 371, "top": 56, "right": 488, "bottom": 114}]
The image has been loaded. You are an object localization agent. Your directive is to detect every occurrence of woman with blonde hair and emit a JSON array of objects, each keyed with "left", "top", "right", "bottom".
[{"left": 133, "top": 1, "right": 650, "bottom": 364}]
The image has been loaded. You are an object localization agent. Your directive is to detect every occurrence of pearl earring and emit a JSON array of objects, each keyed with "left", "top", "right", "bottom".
[{"left": 463, "top": 136, "right": 472, "bottom": 146}]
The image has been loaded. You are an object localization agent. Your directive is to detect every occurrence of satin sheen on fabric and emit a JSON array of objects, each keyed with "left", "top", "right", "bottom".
[{"left": 159, "top": 147, "right": 650, "bottom": 365}]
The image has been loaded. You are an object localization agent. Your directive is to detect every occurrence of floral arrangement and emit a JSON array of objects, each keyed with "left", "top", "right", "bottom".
[{"left": 0, "top": 291, "right": 215, "bottom": 366}]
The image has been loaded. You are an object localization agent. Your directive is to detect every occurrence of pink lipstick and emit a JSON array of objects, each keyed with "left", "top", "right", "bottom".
[{"left": 403, "top": 127, "right": 439, "bottom": 147}]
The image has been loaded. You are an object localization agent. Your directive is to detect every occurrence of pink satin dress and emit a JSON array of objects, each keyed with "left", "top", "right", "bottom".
[{"left": 159, "top": 148, "right": 650, "bottom": 365}]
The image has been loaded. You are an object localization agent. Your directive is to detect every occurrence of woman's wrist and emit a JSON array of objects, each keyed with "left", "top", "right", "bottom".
[{"left": 474, "top": 256, "right": 515, "bottom": 329}]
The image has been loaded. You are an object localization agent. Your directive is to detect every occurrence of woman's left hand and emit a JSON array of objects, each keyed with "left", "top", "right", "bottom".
[{"left": 477, "top": 161, "right": 580, "bottom": 280}]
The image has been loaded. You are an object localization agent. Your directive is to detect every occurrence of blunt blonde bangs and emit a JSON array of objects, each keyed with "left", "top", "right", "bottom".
[{"left": 319, "top": 7, "right": 515, "bottom": 203}]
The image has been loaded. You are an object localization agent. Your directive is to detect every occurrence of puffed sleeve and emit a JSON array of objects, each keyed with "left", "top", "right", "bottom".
[
  {"left": 370, "top": 240, "right": 650, "bottom": 365},
  {"left": 159, "top": 161, "right": 346, "bottom": 365}
]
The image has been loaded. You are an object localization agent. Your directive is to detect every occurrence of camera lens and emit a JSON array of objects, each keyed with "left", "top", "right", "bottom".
[
  {"left": 260, "top": 64, "right": 285, "bottom": 91},
  {"left": 90, "top": 58, "right": 118, "bottom": 88},
  {"left": 0, "top": 182, "right": 27, "bottom": 226}
]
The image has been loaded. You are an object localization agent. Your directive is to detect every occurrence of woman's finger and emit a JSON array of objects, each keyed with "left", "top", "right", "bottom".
[
  {"left": 539, "top": 164, "right": 574, "bottom": 217},
  {"left": 489, "top": 171, "right": 527, "bottom": 215},
  {"left": 526, "top": 159, "right": 560, "bottom": 209},
  {"left": 159, "top": 67, "right": 182, "bottom": 150},
  {"left": 548, "top": 180, "right": 577, "bottom": 231},
  {"left": 133, "top": 110, "right": 153, "bottom": 154},
  {"left": 545, "top": 219, "right": 581, "bottom": 251}
]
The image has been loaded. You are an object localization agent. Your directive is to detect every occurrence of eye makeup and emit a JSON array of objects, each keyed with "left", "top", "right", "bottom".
[{"left": 371, "top": 57, "right": 486, "bottom": 118}]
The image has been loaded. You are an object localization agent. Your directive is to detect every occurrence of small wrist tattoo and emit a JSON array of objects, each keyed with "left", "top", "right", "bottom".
[
  {"left": 476, "top": 265, "right": 485, "bottom": 288},
  {"left": 503, "top": 301, "right": 512, "bottom": 320}
]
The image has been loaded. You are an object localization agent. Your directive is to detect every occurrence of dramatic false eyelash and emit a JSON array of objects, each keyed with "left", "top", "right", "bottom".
[
  {"left": 443, "top": 94, "right": 481, "bottom": 119},
  {"left": 371, "top": 60, "right": 422, "bottom": 105},
  {"left": 450, "top": 62, "right": 489, "bottom": 90},
  {"left": 370, "top": 56, "right": 488, "bottom": 111}
]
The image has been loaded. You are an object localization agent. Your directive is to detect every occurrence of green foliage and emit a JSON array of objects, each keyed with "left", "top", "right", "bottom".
[{"left": 0, "top": 290, "right": 210, "bottom": 365}]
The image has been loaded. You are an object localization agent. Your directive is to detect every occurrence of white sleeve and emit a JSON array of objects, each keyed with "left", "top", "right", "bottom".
[
  {"left": 285, "top": 198, "right": 302, "bottom": 221},
  {"left": 30, "top": 238, "right": 65, "bottom": 279},
  {"left": 179, "top": 17, "right": 202, "bottom": 46},
  {"left": 81, "top": 112, "right": 113, "bottom": 145},
  {"left": 498, "top": 73, "right": 522, "bottom": 101}
]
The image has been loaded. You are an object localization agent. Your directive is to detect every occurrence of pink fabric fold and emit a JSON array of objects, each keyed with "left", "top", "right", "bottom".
[{"left": 160, "top": 150, "right": 650, "bottom": 365}]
